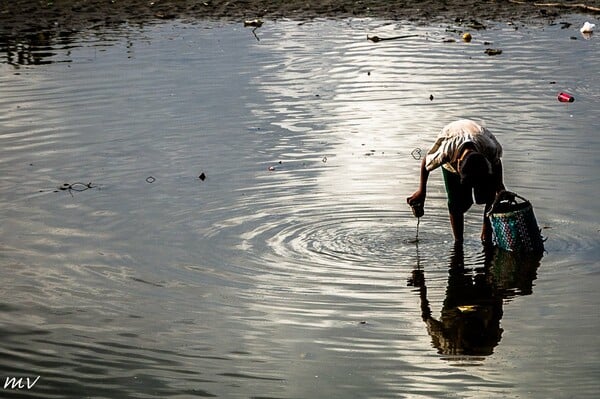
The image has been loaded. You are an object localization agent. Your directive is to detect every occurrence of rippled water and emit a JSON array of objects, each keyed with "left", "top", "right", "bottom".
[{"left": 1, "top": 17, "right": 599, "bottom": 398}]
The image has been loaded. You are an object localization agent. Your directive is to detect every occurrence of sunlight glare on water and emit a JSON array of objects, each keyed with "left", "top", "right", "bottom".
[{"left": 0, "top": 17, "right": 599, "bottom": 399}]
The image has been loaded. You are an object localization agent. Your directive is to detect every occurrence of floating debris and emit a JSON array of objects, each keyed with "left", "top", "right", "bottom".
[
  {"left": 462, "top": 32, "right": 472, "bottom": 42},
  {"left": 58, "top": 182, "right": 97, "bottom": 194},
  {"left": 244, "top": 19, "right": 263, "bottom": 41},
  {"left": 146, "top": 176, "right": 156, "bottom": 183},
  {"left": 199, "top": 172, "right": 206, "bottom": 181},
  {"left": 557, "top": 92, "right": 574, "bottom": 103},
  {"left": 411, "top": 148, "right": 422, "bottom": 160},
  {"left": 367, "top": 34, "right": 419, "bottom": 43},
  {"left": 244, "top": 19, "right": 263, "bottom": 28},
  {"left": 580, "top": 21, "right": 595, "bottom": 34},
  {"left": 429, "top": 94, "right": 434, "bottom": 101},
  {"left": 484, "top": 48, "right": 502, "bottom": 56}
]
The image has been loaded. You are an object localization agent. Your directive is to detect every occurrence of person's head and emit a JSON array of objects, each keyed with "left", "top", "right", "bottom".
[{"left": 458, "top": 151, "right": 493, "bottom": 203}]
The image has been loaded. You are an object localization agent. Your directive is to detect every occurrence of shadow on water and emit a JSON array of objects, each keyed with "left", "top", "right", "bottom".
[{"left": 409, "top": 244, "right": 542, "bottom": 358}]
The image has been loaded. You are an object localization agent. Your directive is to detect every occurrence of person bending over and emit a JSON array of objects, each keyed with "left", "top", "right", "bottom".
[{"left": 407, "top": 119, "right": 505, "bottom": 244}]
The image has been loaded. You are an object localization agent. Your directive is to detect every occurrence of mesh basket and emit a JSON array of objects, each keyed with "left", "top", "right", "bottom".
[{"left": 487, "top": 191, "right": 544, "bottom": 253}]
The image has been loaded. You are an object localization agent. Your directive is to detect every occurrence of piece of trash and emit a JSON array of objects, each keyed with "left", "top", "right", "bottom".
[
  {"left": 322, "top": 156, "right": 327, "bottom": 163},
  {"left": 467, "top": 19, "right": 486, "bottom": 30},
  {"left": 58, "top": 182, "right": 97, "bottom": 193},
  {"left": 429, "top": 94, "right": 434, "bottom": 101},
  {"left": 462, "top": 32, "right": 472, "bottom": 42},
  {"left": 198, "top": 172, "right": 206, "bottom": 181},
  {"left": 367, "top": 34, "right": 419, "bottom": 43},
  {"left": 244, "top": 19, "right": 263, "bottom": 28},
  {"left": 268, "top": 166, "right": 276, "bottom": 171},
  {"left": 146, "top": 176, "right": 156, "bottom": 183},
  {"left": 560, "top": 22, "right": 572, "bottom": 29},
  {"left": 457, "top": 305, "right": 477, "bottom": 313},
  {"left": 484, "top": 48, "right": 502, "bottom": 56},
  {"left": 557, "top": 92, "right": 575, "bottom": 103},
  {"left": 411, "top": 148, "right": 422, "bottom": 160},
  {"left": 581, "top": 21, "right": 595, "bottom": 33},
  {"left": 244, "top": 19, "right": 263, "bottom": 41}
]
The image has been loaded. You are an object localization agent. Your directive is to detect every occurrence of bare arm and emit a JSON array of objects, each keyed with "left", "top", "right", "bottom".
[{"left": 407, "top": 157, "right": 430, "bottom": 205}]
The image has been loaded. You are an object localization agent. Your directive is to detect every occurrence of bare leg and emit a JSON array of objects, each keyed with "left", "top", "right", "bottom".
[{"left": 449, "top": 210, "right": 464, "bottom": 244}]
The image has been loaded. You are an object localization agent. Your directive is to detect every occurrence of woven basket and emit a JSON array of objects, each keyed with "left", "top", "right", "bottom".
[{"left": 487, "top": 191, "right": 544, "bottom": 253}]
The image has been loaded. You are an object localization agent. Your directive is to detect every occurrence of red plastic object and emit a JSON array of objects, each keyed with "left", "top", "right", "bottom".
[{"left": 557, "top": 92, "right": 574, "bottom": 103}]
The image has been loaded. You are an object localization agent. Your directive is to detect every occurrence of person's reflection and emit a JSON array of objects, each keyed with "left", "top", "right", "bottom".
[{"left": 408, "top": 244, "right": 541, "bottom": 356}]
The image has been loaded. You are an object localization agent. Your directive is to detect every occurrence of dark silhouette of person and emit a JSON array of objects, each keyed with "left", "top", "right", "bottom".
[
  {"left": 407, "top": 119, "right": 505, "bottom": 244},
  {"left": 408, "top": 244, "right": 541, "bottom": 356}
]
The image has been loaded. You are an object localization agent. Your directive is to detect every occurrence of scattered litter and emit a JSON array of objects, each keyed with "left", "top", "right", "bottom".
[
  {"left": 367, "top": 34, "right": 419, "bottom": 43},
  {"left": 457, "top": 305, "right": 477, "bottom": 313},
  {"left": 198, "top": 172, "right": 206, "bottom": 181},
  {"left": 411, "top": 148, "right": 422, "bottom": 160},
  {"left": 580, "top": 21, "right": 595, "bottom": 33},
  {"left": 462, "top": 32, "right": 472, "bottom": 42},
  {"left": 146, "top": 176, "right": 156, "bottom": 183},
  {"left": 484, "top": 48, "right": 502, "bottom": 56},
  {"left": 557, "top": 92, "right": 574, "bottom": 102},
  {"left": 429, "top": 94, "right": 434, "bottom": 101},
  {"left": 322, "top": 156, "right": 327, "bottom": 163},
  {"left": 268, "top": 166, "right": 276, "bottom": 171}
]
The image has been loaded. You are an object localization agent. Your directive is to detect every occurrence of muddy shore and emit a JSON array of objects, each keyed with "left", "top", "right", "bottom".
[{"left": 1, "top": 0, "right": 599, "bottom": 36}]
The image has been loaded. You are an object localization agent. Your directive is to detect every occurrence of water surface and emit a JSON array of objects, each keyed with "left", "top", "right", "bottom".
[{"left": 1, "top": 17, "right": 599, "bottom": 398}]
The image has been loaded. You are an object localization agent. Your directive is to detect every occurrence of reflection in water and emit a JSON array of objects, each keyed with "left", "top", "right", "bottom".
[
  {"left": 410, "top": 245, "right": 541, "bottom": 357},
  {"left": 0, "top": 31, "right": 68, "bottom": 67}
]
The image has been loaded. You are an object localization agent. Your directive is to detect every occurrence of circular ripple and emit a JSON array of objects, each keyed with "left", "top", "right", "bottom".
[{"left": 233, "top": 206, "right": 455, "bottom": 278}]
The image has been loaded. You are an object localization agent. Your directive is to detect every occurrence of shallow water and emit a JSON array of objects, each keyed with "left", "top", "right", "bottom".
[{"left": 1, "top": 17, "right": 599, "bottom": 398}]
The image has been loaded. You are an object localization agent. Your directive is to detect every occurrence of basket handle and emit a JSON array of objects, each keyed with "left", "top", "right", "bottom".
[{"left": 487, "top": 190, "right": 530, "bottom": 216}]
